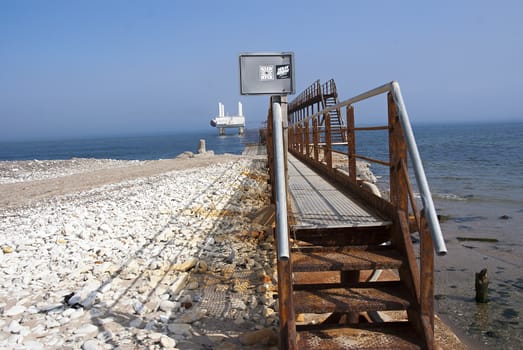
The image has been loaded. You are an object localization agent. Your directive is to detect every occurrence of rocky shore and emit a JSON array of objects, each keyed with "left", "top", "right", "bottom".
[
  {"left": 0, "top": 152, "right": 470, "bottom": 350},
  {"left": 0, "top": 155, "right": 279, "bottom": 349}
]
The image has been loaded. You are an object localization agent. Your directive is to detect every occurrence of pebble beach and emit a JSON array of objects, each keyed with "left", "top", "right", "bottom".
[{"left": 0, "top": 154, "right": 280, "bottom": 349}]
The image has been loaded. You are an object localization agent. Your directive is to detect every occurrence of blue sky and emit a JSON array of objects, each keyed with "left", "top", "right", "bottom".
[{"left": 1, "top": 0, "right": 522, "bottom": 141}]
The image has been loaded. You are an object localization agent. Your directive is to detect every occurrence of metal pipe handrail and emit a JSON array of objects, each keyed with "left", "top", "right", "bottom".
[
  {"left": 390, "top": 81, "right": 447, "bottom": 255},
  {"left": 272, "top": 100, "right": 290, "bottom": 261},
  {"left": 292, "top": 82, "right": 394, "bottom": 126},
  {"left": 288, "top": 81, "right": 447, "bottom": 256}
]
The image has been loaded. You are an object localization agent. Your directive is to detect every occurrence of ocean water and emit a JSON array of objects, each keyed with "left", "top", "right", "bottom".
[
  {"left": 0, "top": 128, "right": 260, "bottom": 161},
  {"left": 2, "top": 121, "right": 523, "bottom": 348},
  {"left": 414, "top": 122, "right": 523, "bottom": 349},
  {"left": 352, "top": 122, "right": 523, "bottom": 348}
]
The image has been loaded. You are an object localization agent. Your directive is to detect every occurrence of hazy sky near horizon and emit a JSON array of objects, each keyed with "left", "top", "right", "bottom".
[{"left": 1, "top": 0, "right": 522, "bottom": 141}]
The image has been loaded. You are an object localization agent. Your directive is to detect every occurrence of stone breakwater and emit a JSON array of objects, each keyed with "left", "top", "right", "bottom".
[{"left": 0, "top": 158, "right": 279, "bottom": 349}]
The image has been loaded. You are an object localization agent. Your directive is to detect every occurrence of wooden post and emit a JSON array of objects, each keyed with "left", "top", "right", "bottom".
[
  {"left": 347, "top": 105, "right": 356, "bottom": 183},
  {"left": 388, "top": 92, "right": 408, "bottom": 213},
  {"left": 302, "top": 110, "right": 306, "bottom": 157},
  {"left": 325, "top": 112, "right": 332, "bottom": 169},
  {"left": 295, "top": 125, "right": 299, "bottom": 154},
  {"left": 305, "top": 120, "right": 310, "bottom": 159},
  {"left": 313, "top": 117, "right": 319, "bottom": 162},
  {"left": 277, "top": 259, "right": 296, "bottom": 349},
  {"left": 475, "top": 269, "right": 489, "bottom": 303},
  {"left": 420, "top": 211, "right": 435, "bottom": 349}
]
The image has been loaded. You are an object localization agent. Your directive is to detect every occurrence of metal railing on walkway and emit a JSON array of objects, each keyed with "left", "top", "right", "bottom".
[
  {"left": 266, "top": 80, "right": 446, "bottom": 349},
  {"left": 287, "top": 81, "right": 447, "bottom": 256}
]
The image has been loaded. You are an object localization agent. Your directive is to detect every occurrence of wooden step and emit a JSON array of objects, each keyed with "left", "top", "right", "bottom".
[
  {"left": 294, "top": 281, "right": 412, "bottom": 314},
  {"left": 292, "top": 246, "right": 404, "bottom": 272},
  {"left": 296, "top": 322, "right": 422, "bottom": 350},
  {"left": 292, "top": 225, "right": 391, "bottom": 246}
]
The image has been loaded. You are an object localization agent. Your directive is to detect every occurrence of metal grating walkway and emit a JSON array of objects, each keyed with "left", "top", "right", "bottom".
[{"left": 288, "top": 154, "right": 390, "bottom": 229}]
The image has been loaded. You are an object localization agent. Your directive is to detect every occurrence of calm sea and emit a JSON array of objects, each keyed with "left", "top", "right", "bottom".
[
  {"left": 1, "top": 121, "right": 523, "bottom": 348},
  {"left": 416, "top": 122, "right": 523, "bottom": 349},
  {"left": 353, "top": 121, "right": 523, "bottom": 349},
  {"left": 0, "top": 128, "right": 260, "bottom": 161}
]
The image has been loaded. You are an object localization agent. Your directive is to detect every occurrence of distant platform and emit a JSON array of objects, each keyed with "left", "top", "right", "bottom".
[{"left": 210, "top": 102, "right": 245, "bottom": 135}]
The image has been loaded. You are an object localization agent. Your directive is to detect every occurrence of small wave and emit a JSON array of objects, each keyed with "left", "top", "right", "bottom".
[
  {"left": 432, "top": 193, "right": 470, "bottom": 201},
  {"left": 454, "top": 215, "right": 488, "bottom": 223}
]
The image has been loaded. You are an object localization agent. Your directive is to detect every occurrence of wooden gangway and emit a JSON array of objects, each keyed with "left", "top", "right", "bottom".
[
  {"left": 288, "top": 153, "right": 390, "bottom": 229},
  {"left": 286, "top": 153, "right": 426, "bottom": 349},
  {"left": 265, "top": 80, "right": 446, "bottom": 349}
]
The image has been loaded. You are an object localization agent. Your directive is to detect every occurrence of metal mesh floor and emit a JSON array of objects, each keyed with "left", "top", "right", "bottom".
[{"left": 288, "top": 154, "right": 389, "bottom": 229}]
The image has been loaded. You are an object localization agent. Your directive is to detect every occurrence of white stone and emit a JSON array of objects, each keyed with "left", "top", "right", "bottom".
[
  {"left": 160, "top": 335, "right": 176, "bottom": 348},
  {"left": 39, "top": 303, "right": 64, "bottom": 313},
  {"left": 67, "top": 293, "right": 82, "bottom": 306},
  {"left": 97, "top": 317, "right": 114, "bottom": 325},
  {"left": 0, "top": 158, "right": 276, "bottom": 349},
  {"left": 233, "top": 300, "right": 247, "bottom": 311},
  {"left": 133, "top": 301, "right": 145, "bottom": 314},
  {"left": 45, "top": 318, "right": 61, "bottom": 329},
  {"left": 176, "top": 309, "right": 204, "bottom": 324},
  {"left": 7, "top": 334, "right": 23, "bottom": 345},
  {"left": 7, "top": 320, "right": 22, "bottom": 334},
  {"left": 81, "top": 292, "right": 98, "bottom": 309},
  {"left": 263, "top": 307, "right": 276, "bottom": 318},
  {"left": 98, "top": 281, "right": 112, "bottom": 293},
  {"left": 185, "top": 281, "right": 199, "bottom": 290},
  {"left": 169, "top": 272, "right": 189, "bottom": 296},
  {"left": 74, "top": 323, "right": 98, "bottom": 335},
  {"left": 98, "top": 223, "right": 111, "bottom": 234},
  {"left": 82, "top": 339, "right": 101, "bottom": 350},
  {"left": 26, "top": 305, "right": 39, "bottom": 314},
  {"left": 63, "top": 223, "right": 75, "bottom": 236},
  {"left": 167, "top": 323, "right": 192, "bottom": 336},
  {"left": 45, "top": 337, "right": 64, "bottom": 347},
  {"left": 5, "top": 305, "right": 26, "bottom": 316},
  {"left": 31, "top": 324, "right": 46, "bottom": 337},
  {"left": 62, "top": 308, "right": 76, "bottom": 317},
  {"left": 97, "top": 330, "right": 113, "bottom": 342},
  {"left": 70, "top": 308, "right": 85, "bottom": 320},
  {"left": 129, "top": 318, "right": 143, "bottom": 328},
  {"left": 159, "top": 300, "right": 178, "bottom": 312},
  {"left": 24, "top": 340, "right": 44, "bottom": 350},
  {"left": 58, "top": 317, "right": 70, "bottom": 326},
  {"left": 148, "top": 332, "right": 163, "bottom": 342}
]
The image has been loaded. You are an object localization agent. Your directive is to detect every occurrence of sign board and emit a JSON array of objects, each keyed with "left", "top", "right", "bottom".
[{"left": 239, "top": 52, "right": 295, "bottom": 95}]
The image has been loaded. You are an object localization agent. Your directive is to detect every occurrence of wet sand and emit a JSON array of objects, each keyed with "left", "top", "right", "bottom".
[{"left": 433, "top": 200, "right": 523, "bottom": 349}]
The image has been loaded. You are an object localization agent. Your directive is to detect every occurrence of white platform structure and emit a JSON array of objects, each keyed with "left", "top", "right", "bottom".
[{"left": 210, "top": 102, "right": 245, "bottom": 135}]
